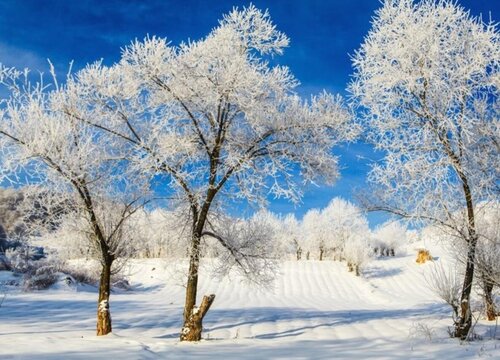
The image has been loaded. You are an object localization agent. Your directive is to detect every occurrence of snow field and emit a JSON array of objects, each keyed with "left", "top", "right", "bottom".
[{"left": 0, "top": 241, "right": 498, "bottom": 359}]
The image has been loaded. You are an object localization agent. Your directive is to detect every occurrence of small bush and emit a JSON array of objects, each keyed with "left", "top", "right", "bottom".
[
  {"left": 62, "top": 265, "right": 100, "bottom": 286},
  {"left": 409, "top": 321, "right": 436, "bottom": 342},
  {"left": 23, "top": 266, "right": 58, "bottom": 291},
  {"left": 425, "top": 262, "right": 461, "bottom": 317},
  {"left": 22, "top": 262, "right": 60, "bottom": 291}
]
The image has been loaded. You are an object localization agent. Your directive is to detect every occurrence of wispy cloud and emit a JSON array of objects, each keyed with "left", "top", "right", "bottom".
[{"left": 0, "top": 42, "right": 48, "bottom": 71}]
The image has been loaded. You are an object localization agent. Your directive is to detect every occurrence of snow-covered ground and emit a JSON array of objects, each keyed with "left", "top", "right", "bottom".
[{"left": 0, "top": 241, "right": 499, "bottom": 359}]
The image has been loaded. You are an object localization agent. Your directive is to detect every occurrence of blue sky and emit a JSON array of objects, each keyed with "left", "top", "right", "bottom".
[{"left": 0, "top": 0, "right": 497, "bottom": 226}]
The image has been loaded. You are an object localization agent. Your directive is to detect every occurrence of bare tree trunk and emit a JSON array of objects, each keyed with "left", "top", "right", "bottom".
[
  {"left": 183, "top": 233, "right": 200, "bottom": 324},
  {"left": 483, "top": 278, "right": 496, "bottom": 321},
  {"left": 97, "top": 259, "right": 112, "bottom": 336},
  {"left": 296, "top": 247, "right": 302, "bottom": 260},
  {"left": 319, "top": 247, "right": 324, "bottom": 261},
  {"left": 180, "top": 294, "right": 216, "bottom": 341},
  {"left": 454, "top": 180, "right": 477, "bottom": 340},
  {"left": 181, "top": 204, "right": 214, "bottom": 341}
]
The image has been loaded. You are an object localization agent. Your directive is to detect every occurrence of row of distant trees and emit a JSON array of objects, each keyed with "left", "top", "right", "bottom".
[
  {"left": 43, "top": 197, "right": 408, "bottom": 266},
  {"left": 0, "top": 0, "right": 498, "bottom": 341}
]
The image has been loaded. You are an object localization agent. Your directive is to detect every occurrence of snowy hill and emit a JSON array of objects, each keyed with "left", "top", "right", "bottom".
[{"left": 0, "top": 242, "right": 498, "bottom": 359}]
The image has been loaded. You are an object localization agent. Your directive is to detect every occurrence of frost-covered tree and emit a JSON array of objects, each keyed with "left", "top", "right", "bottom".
[
  {"left": 372, "top": 220, "right": 408, "bottom": 256},
  {"left": 448, "top": 202, "right": 500, "bottom": 321},
  {"left": 0, "top": 67, "right": 148, "bottom": 336},
  {"left": 302, "top": 198, "right": 370, "bottom": 266},
  {"left": 322, "top": 198, "right": 371, "bottom": 275},
  {"left": 321, "top": 198, "right": 370, "bottom": 262},
  {"left": 350, "top": 0, "right": 499, "bottom": 338},
  {"left": 343, "top": 237, "right": 372, "bottom": 276},
  {"left": 61, "top": 5, "right": 354, "bottom": 340},
  {"left": 128, "top": 208, "right": 191, "bottom": 259},
  {"left": 281, "top": 214, "right": 304, "bottom": 260},
  {"left": 302, "top": 209, "right": 329, "bottom": 260}
]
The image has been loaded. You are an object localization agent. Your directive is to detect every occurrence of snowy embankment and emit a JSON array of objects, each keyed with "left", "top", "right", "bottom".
[{"left": 0, "top": 241, "right": 498, "bottom": 359}]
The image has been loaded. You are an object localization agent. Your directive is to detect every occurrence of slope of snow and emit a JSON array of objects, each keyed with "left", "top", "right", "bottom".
[{"left": 0, "top": 242, "right": 498, "bottom": 359}]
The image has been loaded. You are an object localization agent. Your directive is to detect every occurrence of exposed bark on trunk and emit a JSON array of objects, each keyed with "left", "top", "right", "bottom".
[
  {"left": 483, "top": 278, "right": 496, "bottom": 321},
  {"left": 181, "top": 200, "right": 212, "bottom": 341},
  {"left": 180, "top": 294, "right": 216, "bottom": 341},
  {"left": 97, "top": 259, "right": 112, "bottom": 336},
  {"left": 454, "top": 179, "right": 477, "bottom": 340},
  {"left": 296, "top": 248, "right": 302, "bottom": 260},
  {"left": 319, "top": 247, "right": 324, "bottom": 261},
  {"left": 183, "top": 232, "right": 201, "bottom": 324},
  {"left": 76, "top": 181, "right": 115, "bottom": 337}
]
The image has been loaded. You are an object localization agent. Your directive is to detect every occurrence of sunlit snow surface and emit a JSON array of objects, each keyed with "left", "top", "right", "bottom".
[{"left": 0, "top": 240, "right": 498, "bottom": 359}]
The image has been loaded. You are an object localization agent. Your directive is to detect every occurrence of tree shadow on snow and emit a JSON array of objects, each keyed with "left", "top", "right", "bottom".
[
  {"left": 0, "top": 294, "right": 184, "bottom": 336},
  {"left": 200, "top": 304, "right": 449, "bottom": 340},
  {"left": 363, "top": 266, "right": 403, "bottom": 279}
]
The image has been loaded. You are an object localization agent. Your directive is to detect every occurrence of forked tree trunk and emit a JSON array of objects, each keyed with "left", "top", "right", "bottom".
[
  {"left": 319, "top": 247, "right": 324, "bottom": 261},
  {"left": 180, "top": 294, "right": 216, "bottom": 341},
  {"left": 97, "top": 260, "right": 112, "bottom": 336},
  {"left": 181, "top": 224, "right": 214, "bottom": 341},
  {"left": 483, "top": 278, "right": 496, "bottom": 321}
]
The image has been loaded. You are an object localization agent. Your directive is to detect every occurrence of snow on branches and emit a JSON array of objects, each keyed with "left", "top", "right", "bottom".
[
  {"left": 350, "top": 0, "right": 499, "bottom": 221},
  {"left": 349, "top": 0, "right": 499, "bottom": 339}
]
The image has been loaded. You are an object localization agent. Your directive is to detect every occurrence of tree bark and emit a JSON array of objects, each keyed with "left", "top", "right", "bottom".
[
  {"left": 97, "top": 259, "right": 112, "bottom": 336},
  {"left": 180, "top": 294, "right": 216, "bottom": 341},
  {"left": 319, "top": 247, "right": 324, "bottom": 261},
  {"left": 453, "top": 179, "right": 477, "bottom": 340},
  {"left": 181, "top": 202, "right": 212, "bottom": 341},
  {"left": 183, "top": 232, "right": 201, "bottom": 324},
  {"left": 483, "top": 278, "right": 496, "bottom": 321}
]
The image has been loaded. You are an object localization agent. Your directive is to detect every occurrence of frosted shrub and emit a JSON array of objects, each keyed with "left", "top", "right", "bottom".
[
  {"left": 425, "top": 262, "right": 461, "bottom": 318},
  {"left": 5, "top": 246, "right": 45, "bottom": 273},
  {"left": 22, "top": 262, "right": 60, "bottom": 291}
]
